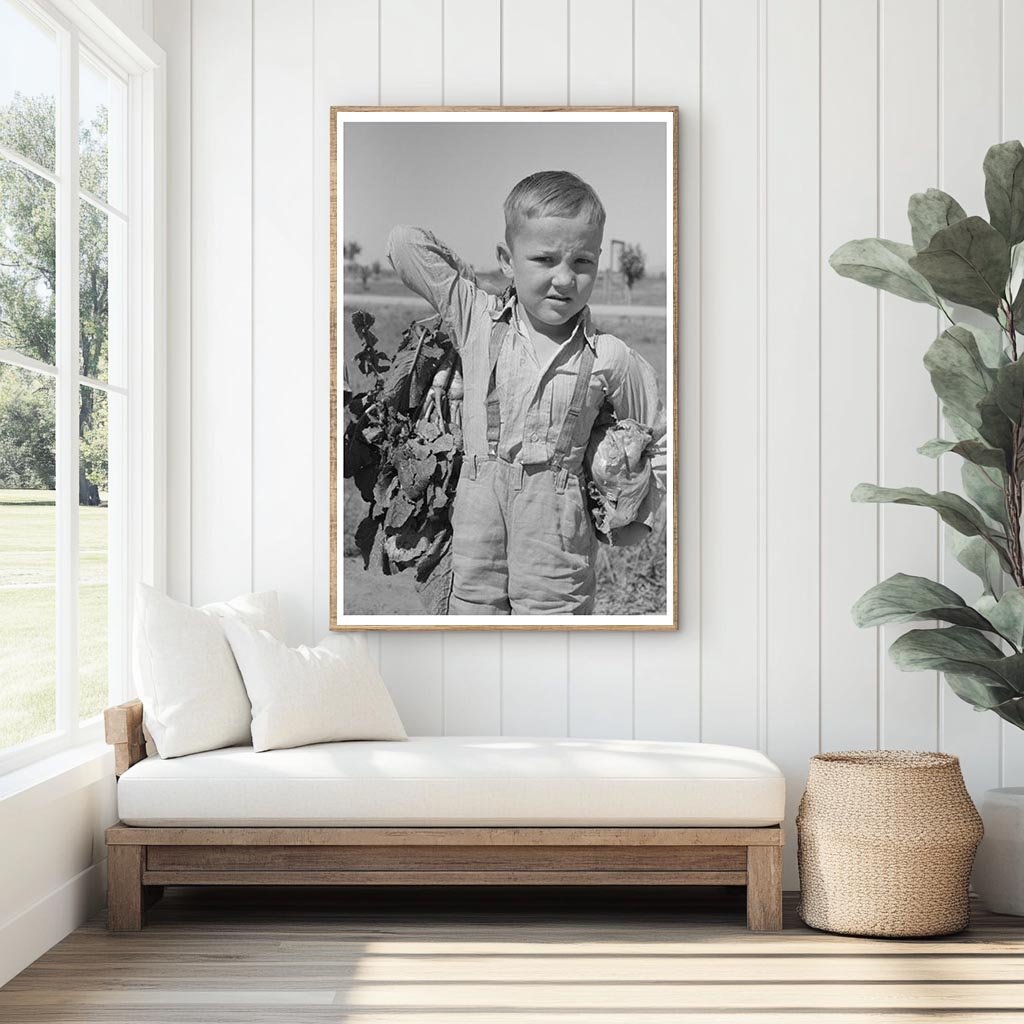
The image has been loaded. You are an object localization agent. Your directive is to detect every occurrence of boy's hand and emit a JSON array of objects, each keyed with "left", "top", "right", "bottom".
[{"left": 608, "top": 522, "right": 651, "bottom": 548}]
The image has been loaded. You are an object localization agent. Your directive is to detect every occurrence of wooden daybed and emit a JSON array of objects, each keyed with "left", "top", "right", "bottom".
[{"left": 104, "top": 700, "right": 785, "bottom": 932}]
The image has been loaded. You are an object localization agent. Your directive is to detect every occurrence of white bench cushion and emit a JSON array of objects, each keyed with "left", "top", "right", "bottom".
[{"left": 117, "top": 736, "right": 785, "bottom": 827}]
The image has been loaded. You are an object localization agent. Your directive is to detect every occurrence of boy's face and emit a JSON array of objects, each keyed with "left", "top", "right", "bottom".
[{"left": 497, "top": 213, "right": 603, "bottom": 341}]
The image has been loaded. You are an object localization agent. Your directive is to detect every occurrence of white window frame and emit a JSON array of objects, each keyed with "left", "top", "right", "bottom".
[{"left": 0, "top": 0, "right": 164, "bottom": 776}]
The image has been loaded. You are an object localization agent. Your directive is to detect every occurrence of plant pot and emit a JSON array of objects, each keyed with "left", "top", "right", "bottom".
[{"left": 973, "top": 787, "right": 1024, "bottom": 916}]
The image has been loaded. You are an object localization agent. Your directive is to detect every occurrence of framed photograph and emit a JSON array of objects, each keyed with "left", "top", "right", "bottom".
[{"left": 331, "top": 107, "right": 678, "bottom": 630}]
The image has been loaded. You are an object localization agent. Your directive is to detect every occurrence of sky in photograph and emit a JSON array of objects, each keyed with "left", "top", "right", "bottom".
[{"left": 342, "top": 120, "right": 668, "bottom": 273}]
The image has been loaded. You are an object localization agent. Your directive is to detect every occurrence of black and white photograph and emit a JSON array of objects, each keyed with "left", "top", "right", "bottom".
[{"left": 331, "top": 108, "right": 678, "bottom": 629}]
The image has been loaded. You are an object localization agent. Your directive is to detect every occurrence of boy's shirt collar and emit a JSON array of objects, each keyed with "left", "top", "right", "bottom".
[{"left": 490, "top": 288, "right": 598, "bottom": 353}]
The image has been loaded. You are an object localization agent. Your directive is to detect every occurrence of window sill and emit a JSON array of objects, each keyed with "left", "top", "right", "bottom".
[{"left": 0, "top": 740, "right": 114, "bottom": 816}]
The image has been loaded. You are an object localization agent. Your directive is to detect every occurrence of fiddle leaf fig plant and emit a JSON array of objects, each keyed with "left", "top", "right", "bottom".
[{"left": 832, "top": 140, "right": 1024, "bottom": 731}]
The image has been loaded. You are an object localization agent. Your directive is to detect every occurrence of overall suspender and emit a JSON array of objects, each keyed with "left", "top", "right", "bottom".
[
  {"left": 484, "top": 315, "right": 596, "bottom": 467},
  {"left": 485, "top": 318, "right": 511, "bottom": 458},
  {"left": 550, "top": 342, "right": 595, "bottom": 469}
]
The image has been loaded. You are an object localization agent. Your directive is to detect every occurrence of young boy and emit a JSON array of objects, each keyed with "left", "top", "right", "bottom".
[{"left": 386, "top": 170, "right": 665, "bottom": 615}]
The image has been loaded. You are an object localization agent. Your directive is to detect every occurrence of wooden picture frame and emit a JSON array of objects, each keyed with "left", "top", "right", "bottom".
[{"left": 330, "top": 107, "right": 679, "bottom": 630}]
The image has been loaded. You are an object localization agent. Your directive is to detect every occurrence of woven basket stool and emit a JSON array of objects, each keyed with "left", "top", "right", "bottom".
[{"left": 796, "top": 751, "right": 983, "bottom": 937}]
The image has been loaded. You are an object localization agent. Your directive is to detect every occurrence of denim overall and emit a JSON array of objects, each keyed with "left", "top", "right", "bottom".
[{"left": 449, "top": 314, "right": 598, "bottom": 615}]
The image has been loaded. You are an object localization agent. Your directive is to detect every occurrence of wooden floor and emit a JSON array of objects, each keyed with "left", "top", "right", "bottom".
[{"left": 2, "top": 886, "right": 1024, "bottom": 1022}]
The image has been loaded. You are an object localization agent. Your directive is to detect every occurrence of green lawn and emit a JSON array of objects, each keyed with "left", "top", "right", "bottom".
[{"left": 0, "top": 489, "right": 109, "bottom": 751}]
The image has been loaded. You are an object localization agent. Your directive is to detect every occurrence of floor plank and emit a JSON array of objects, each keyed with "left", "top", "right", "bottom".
[{"left": 2, "top": 887, "right": 1024, "bottom": 1022}]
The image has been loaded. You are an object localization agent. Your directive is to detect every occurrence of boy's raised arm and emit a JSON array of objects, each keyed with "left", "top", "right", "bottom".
[{"left": 385, "top": 226, "right": 484, "bottom": 345}]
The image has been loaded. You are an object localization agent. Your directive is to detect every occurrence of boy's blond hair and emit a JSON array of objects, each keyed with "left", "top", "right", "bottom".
[{"left": 503, "top": 170, "right": 606, "bottom": 247}]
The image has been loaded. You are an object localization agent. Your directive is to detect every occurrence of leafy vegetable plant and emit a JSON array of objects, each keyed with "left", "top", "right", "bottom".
[
  {"left": 833, "top": 140, "right": 1024, "bottom": 731},
  {"left": 342, "top": 310, "right": 463, "bottom": 614}
]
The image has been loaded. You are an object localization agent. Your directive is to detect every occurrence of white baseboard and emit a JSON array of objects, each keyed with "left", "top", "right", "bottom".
[{"left": 0, "top": 859, "right": 107, "bottom": 987}]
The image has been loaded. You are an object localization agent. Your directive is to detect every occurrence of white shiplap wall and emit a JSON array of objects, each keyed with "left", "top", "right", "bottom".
[{"left": 154, "top": 0, "right": 1024, "bottom": 885}]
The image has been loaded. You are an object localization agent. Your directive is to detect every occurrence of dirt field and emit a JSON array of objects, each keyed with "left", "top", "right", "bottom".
[{"left": 340, "top": 297, "right": 670, "bottom": 617}]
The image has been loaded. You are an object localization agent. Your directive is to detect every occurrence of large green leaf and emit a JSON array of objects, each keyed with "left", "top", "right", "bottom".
[
  {"left": 851, "top": 483, "right": 1009, "bottom": 550},
  {"left": 852, "top": 573, "right": 994, "bottom": 630},
  {"left": 889, "top": 626, "right": 1024, "bottom": 699},
  {"left": 830, "top": 238, "right": 943, "bottom": 307},
  {"left": 977, "top": 589, "right": 1024, "bottom": 649},
  {"left": 977, "top": 391, "right": 1016, "bottom": 458},
  {"left": 923, "top": 325, "right": 997, "bottom": 427},
  {"left": 962, "top": 461, "right": 1009, "bottom": 528},
  {"left": 973, "top": 323, "right": 1012, "bottom": 368},
  {"left": 1007, "top": 242, "right": 1024, "bottom": 325},
  {"left": 950, "top": 532, "right": 1004, "bottom": 596},
  {"left": 909, "top": 217, "right": 1011, "bottom": 314},
  {"left": 942, "top": 406, "right": 983, "bottom": 442},
  {"left": 1009, "top": 241, "right": 1024, "bottom": 307},
  {"left": 944, "top": 671, "right": 1024, "bottom": 714},
  {"left": 993, "top": 358, "right": 1024, "bottom": 423},
  {"left": 918, "top": 437, "right": 1007, "bottom": 470},
  {"left": 908, "top": 188, "right": 968, "bottom": 251},
  {"left": 984, "top": 140, "right": 1024, "bottom": 246}
]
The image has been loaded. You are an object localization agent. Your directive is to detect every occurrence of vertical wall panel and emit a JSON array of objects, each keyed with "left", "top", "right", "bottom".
[
  {"left": 501, "top": 0, "right": 568, "bottom": 105},
  {"left": 568, "top": 0, "right": 632, "bottom": 104},
  {"left": 253, "top": 0, "right": 315, "bottom": 646},
  {"left": 443, "top": 0, "right": 500, "bottom": 105},
  {"left": 878, "top": 0, "right": 940, "bottom": 751},
  {"left": 938, "top": 0, "right": 1002, "bottom": 796},
  {"left": 502, "top": 634, "right": 569, "bottom": 735},
  {"left": 441, "top": 0, "right": 503, "bottom": 733},
  {"left": 633, "top": 0, "right": 700, "bottom": 742},
  {"left": 190, "top": 0, "right": 252, "bottom": 605},
  {"left": 1002, "top": 0, "right": 1024, "bottom": 785},
  {"left": 380, "top": 634, "right": 445, "bottom": 735},
  {"left": 444, "top": 639, "right": 502, "bottom": 734},
  {"left": 153, "top": 0, "right": 190, "bottom": 604},
  {"left": 699, "top": 0, "right": 760, "bottom": 749},
  {"left": 498, "top": 0, "right": 571, "bottom": 736},
  {"left": 565, "top": 0, "right": 635, "bottom": 739},
  {"left": 568, "top": 634, "right": 634, "bottom": 738},
  {"left": 313, "top": 0, "right": 380, "bottom": 660},
  {"left": 819, "top": 0, "right": 879, "bottom": 754},
  {"left": 381, "top": 0, "right": 443, "bottom": 105},
  {"left": 764, "top": 0, "right": 820, "bottom": 886},
  {"left": 376, "top": 0, "right": 446, "bottom": 729}
]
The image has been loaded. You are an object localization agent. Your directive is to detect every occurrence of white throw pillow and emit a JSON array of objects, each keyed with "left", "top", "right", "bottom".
[
  {"left": 223, "top": 622, "right": 407, "bottom": 752},
  {"left": 133, "top": 584, "right": 283, "bottom": 758}
]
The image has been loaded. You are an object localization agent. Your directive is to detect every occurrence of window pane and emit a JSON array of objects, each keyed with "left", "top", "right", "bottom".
[
  {"left": 79, "top": 51, "right": 125, "bottom": 209},
  {"left": 0, "top": 158, "right": 56, "bottom": 364},
  {"left": 80, "top": 202, "right": 123, "bottom": 383},
  {"left": 0, "top": 0, "right": 57, "bottom": 173},
  {"left": 79, "top": 384, "right": 109, "bottom": 723},
  {"left": 0, "top": 362, "right": 56, "bottom": 750}
]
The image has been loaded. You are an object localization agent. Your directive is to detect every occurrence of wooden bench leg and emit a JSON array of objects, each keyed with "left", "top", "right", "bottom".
[
  {"left": 107, "top": 845, "right": 145, "bottom": 931},
  {"left": 746, "top": 845, "right": 783, "bottom": 931}
]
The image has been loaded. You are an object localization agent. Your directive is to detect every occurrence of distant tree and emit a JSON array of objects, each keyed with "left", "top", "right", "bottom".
[
  {"left": 359, "top": 264, "right": 371, "bottom": 290},
  {"left": 619, "top": 244, "right": 646, "bottom": 303},
  {"left": 0, "top": 92, "right": 109, "bottom": 502},
  {"left": 343, "top": 240, "right": 362, "bottom": 262},
  {"left": 0, "top": 366, "right": 54, "bottom": 489},
  {"left": 371, "top": 260, "right": 381, "bottom": 278}
]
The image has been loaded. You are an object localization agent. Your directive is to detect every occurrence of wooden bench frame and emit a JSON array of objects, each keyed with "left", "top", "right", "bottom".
[{"left": 104, "top": 700, "right": 784, "bottom": 932}]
